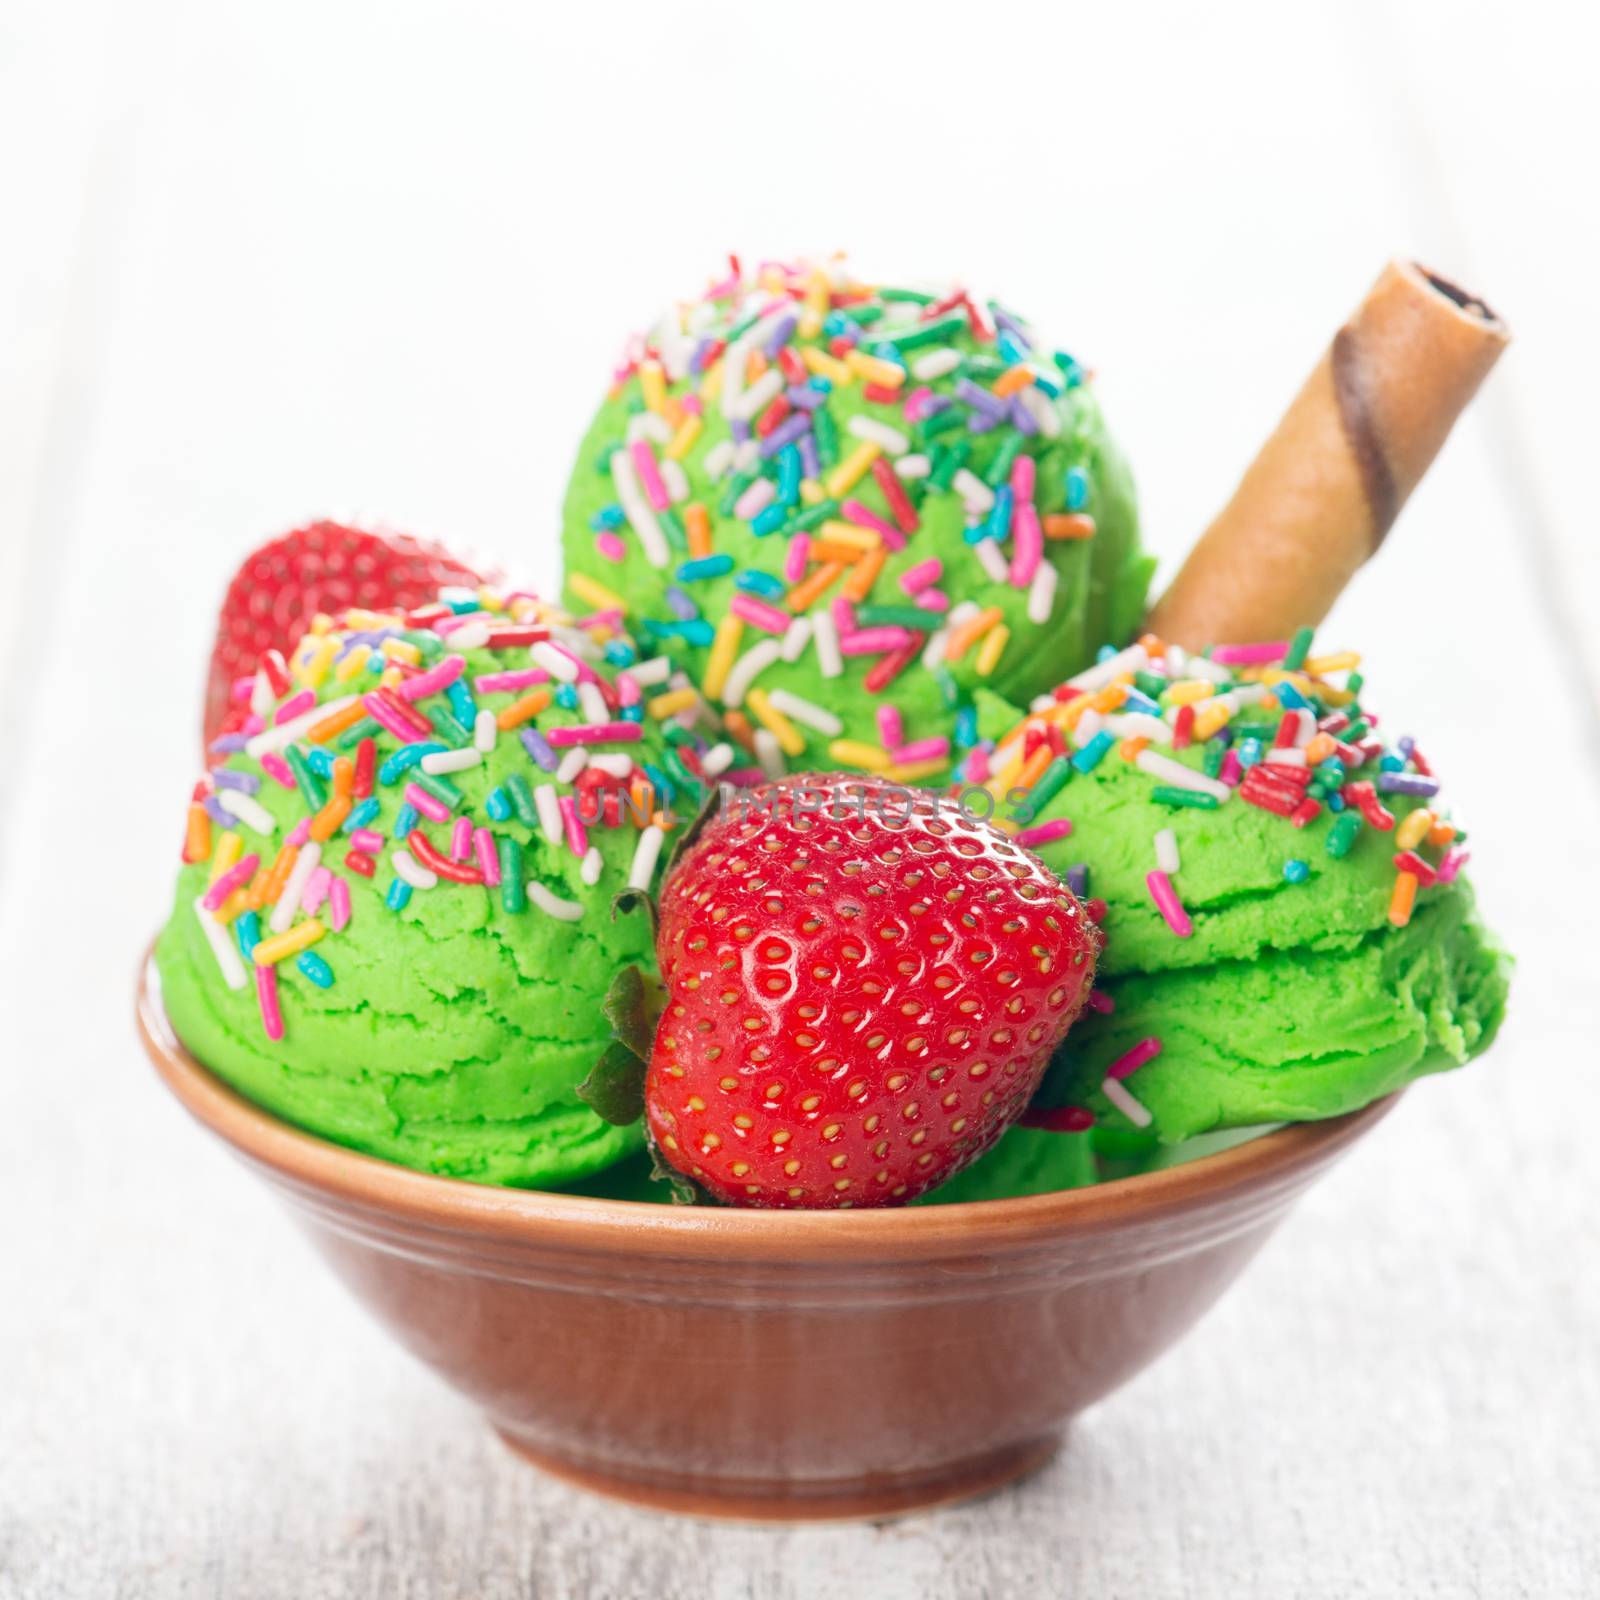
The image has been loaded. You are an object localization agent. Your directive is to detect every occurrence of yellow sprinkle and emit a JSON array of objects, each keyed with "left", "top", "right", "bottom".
[
  {"left": 639, "top": 359, "right": 668, "bottom": 415},
  {"left": 209, "top": 831, "right": 244, "bottom": 885},
  {"left": 295, "top": 635, "right": 338, "bottom": 690},
  {"left": 885, "top": 758, "right": 950, "bottom": 785},
  {"left": 975, "top": 624, "right": 1010, "bottom": 678},
  {"left": 252, "top": 919, "right": 326, "bottom": 967},
  {"left": 746, "top": 689, "right": 806, "bottom": 758},
  {"left": 818, "top": 519, "right": 881, "bottom": 551},
  {"left": 828, "top": 740, "right": 893, "bottom": 773},
  {"left": 648, "top": 688, "right": 699, "bottom": 721},
  {"left": 665, "top": 414, "right": 703, "bottom": 461},
  {"left": 1192, "top": 702, "right": 1234, "bottom": 741},
  {"left": 844, "top": 349, "right": 905, "bottom": 388},
  {"left": 568, "top": 572, "right": 628, "bottom": 614},
  {"left": 799, "top": 479, "right": 826, "bottom": 507},
  {"left": 1395, "top": 808, "right": 1436, "bottom": 850},
  {"left": 986, "top": 748, "right": 1027, "bottom": 802},
  {"left": 798, "top": 270, "right": 829, "bottom": 339},
  {"left": 308, "top": 612, "right": 334, "bottom": 636},
  {"left": 702, "top": 614, "right": 745, "bottom": 701},
  {"left": 824, "top": 440, "right": 881, "bottom": 499},
  {"left": 1160, "top": 679, "right": 1216, "bottom": 708},
  {"left": 800, "top": 344, "right": 853, "bottom": 386},
  {"left": 698, "top": 358, "right": 725, "bottom": 403},
  {"left": 346, "top": 608, "right": 399, "bottom": 630},
  {"left": 212, "top": 889, "right": 249, "bottom": 926},
  {"left": 477, "top": 587, "right": 505, "bottom": 613},
  {"left": 334, "top": 643, "right": 372, "bottom": 683},
  {"left": 378, "top": 666, "right": 404, "bottom": 690},
  {"left": 1305, "top": 652, "right": 1362, "bottom": 675},
  {"left": 381, "top": 638, "right": 421, "bottom": 666}
]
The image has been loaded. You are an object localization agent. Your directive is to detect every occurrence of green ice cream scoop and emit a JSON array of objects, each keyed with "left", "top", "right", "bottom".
[
  {"left": 970, "top": 640, "right": 1510, "bottom": 1147},
  {"left": 561, "top": 260, "right": 1152, "bottom": 778},
  {"left": 156, "top": 596, "right": 700, "bottom": 1188}
]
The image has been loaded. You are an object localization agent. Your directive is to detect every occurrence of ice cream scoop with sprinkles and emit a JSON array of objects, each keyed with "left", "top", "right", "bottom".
[
  {"left": 559, "top": 255, "right": 1154, "bottom": 785},
  {"left": 156, "top": 585, "right": 721, "bottom": 1188},
  {"left": 971, "top": 628, "right": 1509, "bottom": 1147}
]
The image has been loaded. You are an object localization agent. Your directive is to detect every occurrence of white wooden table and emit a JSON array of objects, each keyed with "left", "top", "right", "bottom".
[{"left": 4, "top": 2, "right": 1597, "bottom": 1595}]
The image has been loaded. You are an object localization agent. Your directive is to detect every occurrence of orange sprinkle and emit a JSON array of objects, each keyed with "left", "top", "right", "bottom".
[
  {"left": 1043, "top": 514, "right": 1096, "bottom": 540},
  {"left": 496, "top": 688, "right": 552, "bottom": 730},
  {"left": 309, "top": 794, "right": 353, "bottom": 843},
  {"left": 1427, "top": 821, "right": 1458, "bottom": 849},
  {"left": 684, "top": 502, "right": 712, "bottom": 559},
  {"left": 1090, "top": 682, "right": 1128, "bottom": 714},
  {"left": 807, "top": 540, "right": 866, "bottom": 565},
  {"left": 1388, "top": 871, "right": 1419, "bottom": 928},
  {"left": 304, "top": 700, "right": 368, "bottom": 744},
  {"left": 746, "top": 348, "right": 768, "bottom": 383},
  {"left": 992, "top": 365, "right": 1034, "bottom": 398},
  {"left": 1119, "top": 736, "right": 1150, "bottom": 761},
  {"left": 1015, "top": 746, "right": 1053, "bottom": 792},
  {"left": 628, "top": 779, "right": 657, "bottom": 829},
  {"left": 944, "top": 605, "right": 1004, "bottom": 662},
  {"left": 183, "top": 803, "right": 211, "bottom": 864},
  {"left": 723, "top": 708, "right": 757, "bottom": 755},
  {"left": 330, "top": 756, "right": 354, "bottom": 798},
  {"left": 786, "top": 561, "right": 847, "bottom": 613},
  {"left": 258, "top": 846, "right": 298, "bottom": 909},
  {"left": 842, "top": 547, "right": 886, "bottom": 603},
  {"left": 1137, "top": 632, "right": 1166, "bottom": 659}
]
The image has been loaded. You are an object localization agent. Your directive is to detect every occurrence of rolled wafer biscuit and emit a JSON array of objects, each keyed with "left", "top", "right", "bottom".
[{"left": 1147, "top": 260, "right": 1509, "bottom": 648}]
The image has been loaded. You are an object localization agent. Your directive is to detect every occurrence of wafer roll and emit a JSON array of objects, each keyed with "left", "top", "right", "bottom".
[{"left": 1147, "top": 261, "right": 1508, "bottom": 648}]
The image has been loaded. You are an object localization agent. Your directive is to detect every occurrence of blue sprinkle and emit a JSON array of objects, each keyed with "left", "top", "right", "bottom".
[
  {"left": 235, "top": 911, "right": 261, "bottom": 958},
  {"left": 589, "top": 504, "right": 626, "bottom": 532},
  {"left": 1283, "top": 859, "right": 1311, "bottom": 884},
  {"left": 341, "top": 797, "right": 380, "bottom": 834},
  {"left": 394, "top": 803, "right": 419, "bottom": 841},
  {"left": 1237, "top": 738, "right": 1264, "bottom": 770},
  {"left": 665, "top": 587, "right": 700, "bottom": 621},
  {"left": 642, "top": 762, "right": 676, "bottom": 806},
  {"left": 1032, "top": 371, "right": 1062, "bottom": 399},
  {"left": 987, "top": 484, "right": 1014, "bottom": 541},
  {"left": 378, "top": 742, "right": 444, "bottom": 785},
  {"left": 962, "top": 522, "right": 995, "bottom": 545},
  {"left": 444, "top": 594, "right": 481, "bottom": 615},
  {"left": 305, "top": 747, "right": 335, "bottom": 779},
  {"left": 680, "top": 619, "right": 714, "bottom": 648},
  {"left": 1065, "top": 466, "right": 1090, "bottom": 511},
  {"left": 1379, "top": 753, "right": 1406, "bottom": 772},
  {"left": 807, "top": 375, "right": 832, "bottom": 396},
  {"left": 954, "top": 704, "right": 978, "bottom": 749},
  {"left": 296, "top": 950, "right": 335, "bottom": 988},
  {"left": 1275, "top": 682, "right": 1312, "bottom": 711},
  {"left": 751, "top": 505, "right": 787, "bottom": 537},
  {"left": 603, "top": 639, "right": 637, "bottom": 667},
  {"left": 869, "top": 342, "right": 908, "bottom": 371},
  {"left": 446, "top": 679, "right": 477, "bottom": 727},
  {"left": 386, "top": 879, "right": 413, "bottom": 912},
  {"left": 736, "top": 570, "right": 785, "bottom": 600},
  {"left": 620, "top": 703, "right": 645, "bottom": 723},
  {"left": 677, "top": 554, "right": 735, "bottom": 582},
  {"left": 1070, "top": 731, "right": 1115, "bottom": 774},
  {"left": 1328, "top": 794, "right": 1347, "bottom": 813},
  {"left": 520, "top": 727, "right": 559, "bottom": 772},
  {"left": 554, "top": 682, "right": 580, "bottom": 711},
  {"left": 486, "top": 787, "right": 512, "bottom": 822},
  {"left": 1096, "top": 643, "right": 1118, "bottom": 663},
  {"left": 1121, "top": 689, "right": 1161, "bottom": 717},
  {"left": 822, "top": 311, "right": 857, "bottom": 338},
  {"left": 777, "top": 444, "right": 802, "bottom": 508},
  {"left": 996, "top": 329, "right": 1030, "bottom": 366}
]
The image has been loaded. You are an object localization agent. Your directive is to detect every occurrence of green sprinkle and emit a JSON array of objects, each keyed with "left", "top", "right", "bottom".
[
  {"left": 413, "top": 770, "right": 463, "bottom": 811},
  {"left": 286, "top": 745, "right": 326, "bottom": 811},
  {"left": 1345, "top": 719, "right": 1370, "bottom": 743},
  {"left": 719, "top": 472, "right": 755, "bottom": 518},
  {"left": 335, "top": 716, "right": 383, "bottom": 750},
  {"left": 429, "top": 709, "right": 472, "bottom": 750},
  {"left": 850, "top": 304, "right": 886, "bottom": 326},
  {"left": 503, "top": 773, "right": 540, "bottom": 830},
  {"left": 928, "top": 439, "right": 970, "bottom": 489},
  {"left": 961, "top": 353, "right": 1007, "bottom": 380},
  {"left": 1017, "top": 755, "right": 1074, "bottom": 822},
  {"left": 870, "top": 311, "right": 965, "bottom": 349},
  {"left": 499, "top": 838, "right": 526, "bottom": 912},
  {"left": 780, "top": 498, "right": 839, "bottom": 537},
  {"left": 921, "top": 406, "right": 966, "bottom": 441},
  {"left": 984, "top": 433, "right": 1024, "bottom": 489},
  {"left": 594, "top": 443, "right": 620, "bottom": 474},
  {"left": 1151, "top": 786, "right": 1221, "bottom": 810},
  {"left": 1283, "top": 626, "right": 1314, "bottom": 672},
  {"left": 1202, "top": 738, "right": 1228, "bottom": 778},
  {"left": 1134, "top": 671, "right": 1168, "bottom": 701},
  {"left": 658, "top": 506, "right": 687, "bottom": 552},
  {"left": 878, "top": 287, "right": 935, "bottom": 305},
  {"left": 813, "top": 407, "right": 838, "bottom": 468},
  {"left": 855, "top": 604, "right": 937, "bottom": 630},
  {"left": 934, "top": 667, "right": 961, "bottom": 711},
  {"left": 1326, "top": 811, "right": 1364, "bottom": 858},
  {"left": 1346, "top": 671, "right": 1365, "bottom": 696}
]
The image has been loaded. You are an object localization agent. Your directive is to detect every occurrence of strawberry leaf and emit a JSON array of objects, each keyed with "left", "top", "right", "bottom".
[
  {"left": 610, "top": 887, "right": 658, "bottom": 939},
  {"left": 575, "top": 1040, "right": 647, "bottom": 1127},
  {"left": 602, "top": 964, "right": 662, "bottom": 1062}
]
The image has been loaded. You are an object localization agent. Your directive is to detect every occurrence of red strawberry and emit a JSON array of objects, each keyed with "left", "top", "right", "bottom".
[
  {"left": 204, "top": 520, "right": 492, "bottom": 744},
  {"left": 645, "top": 775, "right": 1100, "bottom": 1208}
]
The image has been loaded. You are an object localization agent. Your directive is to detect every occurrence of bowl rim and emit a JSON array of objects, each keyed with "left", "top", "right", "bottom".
[{"left": 137, "top": 948, "right": 1397, "bottom": 1258}]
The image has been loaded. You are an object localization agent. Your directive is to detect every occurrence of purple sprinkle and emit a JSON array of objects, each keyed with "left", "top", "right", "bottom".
[
  {"left": 208, "top": 733, "right": 250, "bottom": 755},
  {"left": 1397, "top": 735, "right": 1416, "bottom": 758},
  {"left": 1377, "top": 771, "right": 1440, "bottom": 797},
  {"left": 967, "top": 411, "right": 1003, "bottom": 434},
  {"left": 202, "top": 796, "right": 233, "bottom": 826},
  {"left": 919, "top": 393, "right": 953, "bottom": 415},
  {"left": 211, "top": 768, "right": 261, "bottom": 795},
  {"left": 759, "top": 412, "right": 812, "bottom": 458},
  {"left": 787, "top": 385, "right": 826, "bottom": 411},
  {"left": 798, "top": 433, "right": 821, "bottom": 481},
  {"left": 729, "top": 417, "right": 751, "bottom": 444},
  {"left": 1065, "top": 863, "right": 1089, "bottom": 899},
  {"left": 666, "top": 587, "right": 699, "bottom": 621},
  {"left": 689, "top": 337, "right": 714, "bottom": 376},
  {"left": 954, "top": 378, "right": 1005, "bottom": 418},
  {"left": 762, "top": 313, "right": 798, "bottom": 359},
  {"left": 1009, "top": 395, "right": 1039, "bottom": 436},
  {"left": 521, "top": 727, "right": 559, "bottom": 772},
  {"left": 992, "top": 308, "right": 1030, "bottom": 341}
]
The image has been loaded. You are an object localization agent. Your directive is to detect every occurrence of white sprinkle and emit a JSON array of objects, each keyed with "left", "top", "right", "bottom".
[
  {"left": 551, "top": 624, "right": 602, "bottom": 662},
  {"left": 534, "top": 784, "right": 563, "bottom": 846},
  {"left": 894, "top": 453, "right": 931, "bottom": 480},
  {"left": 1289, "top": 708, "right": 1316, "bottom": 747},
  {"left": 810, "top": 609, "right": 843, "bottom": 680},
  {"left": 530, "top": 641, "right": 576, "bottom": 683},
  {"left": 587, "top": 752, "right": 634, "bottom": 778},
  {"left": 732, "top": 438, "right": 760, "bottom": 475},
  {"left": 1027, "top": 561, "right": 1057, "bottom": 625},
  {"left": 1102, "top": 1077, "right": 1153, "bottom": 1129},
  {"left": 578, "top": 681, "right": 609, "bottom": 723},
  {"left": 660, "top": 458, "right": 690, "bottom": 504},
  {"left": 244, "top": 696, "right": 359, "bottom": 759},
  {"left": 1265, "top": 746, "right": 1309, "bottom": 767},
  {"left": 215, "top": 788, "right": 277, "bottom": 836},
  {"left": 721, "top": 639, "right": 783, "bottom": 708},
  {"left": 438, "top": 585, "right": 478, "bottom": 607},
  {"left": 1104, "top": 712, "right": 1172, "bottom": 745},
  {"left": 1073, "top": 709, "right": 1104, "bottom": 748},
  {"left": 420, "top": 747, "right": 483, "bottom": 776},
  {"left": 731, "top": 367, "right": 784, "bottom": 422},
  {"left": 1164, "top": 643, "right": 1190, "bottom": 677},
  {"left": 270, "top": 842, "right": 322, "bottom": 935},
  {"left": 555, "top": 747, "right": 588, "bottom": 785},
  {"left": 1155, "top": 828, "right": 1181, "bottom": 876},
  {"left": 911, "top": 348, "right": 962, "bottom": 381},
  {"left": 701, "top": 742, "right": 735, "bottom": 777},
  {"left": 628, "top": 824, "right": 666, "bottom": 891},
  {"left": 1136, "top": 750, "right": 1233, "bottom": 802},
  {"left": 953, "top": 469, "right": 995, "bottom": 515},
  {"left": 625, "top": 411, "right": 672, "bottom": 445},
  {"left": 768, "top": 688, "right": 842, "bottom": 737},
  {"left": 1028, "top": 693, "right": 1057, "bottom": 714},
  {"left": 1015, "top": 384, "right": 1060, "bottom": 438},
  {"left": 250, "top": 669, "right": 276, "bottom": 719},
  {"left": 193, "top": 897, "right": 248, "bottom": 990},
  {"left": 922, "top": 625, "right": 952, "bottom": 671},
  {"left": 753, "top": 728, "right": 787, "bottom": 780},
  {"left": 780, "top": 616, "right": 812, "bottom": 663},
  {"left": 625, "top": 654, "right": 672, "bottom": 688},
  {"left": 703, "top": 439, "right": 736, "bottom": 480},
  {"left": 1067, "top": 644, "right": 1150, "bottom": 694},
  {"left": 527, "top": 881, "right": 584, "bottom": 922},
  {"left": 973, "top": 538, "right": 1009, "bottom": 585},
  {"left": 392, "top": 848, "right": 438, "bottom": 891},
  {"left": 450, "top": 620, "right": 491, "bottom": 651},
  {"left": 610, "top": 447, "right": 670, "bottom": 569},
  {"left": 580, "top": 847, "right": 604, "bottom": 887},
  {"left": 847, "top": 416, "right": 908, "bottom": 456},
  {"left": 473, "top": 710, "right": 497, "bottom": 754},
  {"left": 734, "top": 478, "right": 776, "bottom": 522}
]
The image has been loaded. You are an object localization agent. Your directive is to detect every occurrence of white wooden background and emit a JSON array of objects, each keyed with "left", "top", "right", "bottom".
[{"left": 4, "top": 2, "right": 1598, "bottom": 1595}]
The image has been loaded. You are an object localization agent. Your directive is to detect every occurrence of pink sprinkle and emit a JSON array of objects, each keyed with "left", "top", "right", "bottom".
[
  {"left": 403, "top": 782, "right": 450, "bottom": 824},
  {"left": 901, "top": 386, "right": 938, "bottom": 423},
  {"left": 202, "top": 854, "right": 260, "bottom": 911},
  {"left": 1015, "top": 816, "right": 1074, "bottom": 850},
  {"left": 558, "top": 794, "right": 588, "bottom": 857},
  {"left": 967, "top": 749, "right": 992, "bottom": 784},
  {"left": 1009, "top": 502, "right": 1043, "bottom": 587},
  {"left": 329, "top": 877, "right": 352, "bottom": 932},
  {"left": 1106, "top": 1037, "right": 1163, "bottom": 1080},
  {"left": 241, "top": 714, "right": 265, "bottom": 737},
  {"left": 915, "top": 588, "right": 951, "bottom": 613},
  {"left": 1010, "top": 454, "right": 1036, "bottom": 502},
  {"left": 474, "top": 668, "right": 549, "bottom": 695},
  {"left": 1146, "top": 870, "right": 1193, "bottom": 938},
  {"left": 840, "top": 499, "right": 905, "bottom": 552},
  {"left": 475, "top": 828, "right": 501, "bottom": 886},
  {"left": 231, "top": 676, "right": 254, "bottom": 704},
  {"left": 274, "top": 690, "right": 315, "bottom": 725},
  {"left": 255, "top": 965, "right": 284, "bottom": 1042},
  {"left": 302, "top": 864, "right": 332, "bottom": 915},
  {"left": 877, "top": 705, "right": 905, "bottom": 748},
  {"left": 720, "top": 766, "right": 769, "bottom": 788},
  {"left": 434, "top": 612, "right": 486, "bottom": 636},
  {"left": 682, "top": 394, "right": 704, "bottom": 417},
  {"left": 575, "top": 608, "right": 625, "bottom": 632},
  {"left": 899, "top": 557, "right": 943, "bottom": 595},
  {"left": 596, "top": 532, "right": 627, "bottom": 563},
  {"left": 349, "top": 828, "right": 384, "bottom": 854},
  {"left": 1086, "top": 989, "right": 1115, "bottom": 1015},
  {"left": 260, "top": 753, "right": 296, "bottom": 790},
  {"left": 1210, "top": 641, "right": 1289, "bottom": 666},
  {"left": 549, "top": 642, "right": 599, "bottom": 684},
  {"left": 729, "top": 594, "right": 791, "bottom": 635},
  {"left": 734, "top": 478, "right": 776, "bottom": 522},
  {"left": 616, "top": 674, "right": 642, "bottom": 707},
  {"left": 1437, "top": 846, "right": 1470, "bottom": 885},
  {"left": 450, "top": 817, "right": 474, "bottom": 862},
  {"left": 892, "top": 736, "right": 950, "bottom": 765},
  {"left": 784, "top": 533, "right": 811, "bottom": 584},
  {"left": 831, "top": 597, "right": 856, "bottom": 634},
  {"left": 630, "top": 439, "right": 670, "bottom": 511},
  {"left": 363, "top": 693, "right": 424, "bottom": 743},
  {"left": 839, "top": 626, "right": 915, "bottom": 656},
  {"left": 396, "top": 654, "right": 466, "bottom": 703},
  {"left": 544, "top": 722, "right": 642, "bottom": 747},
  {"left": 286, "top": 819, "right": 311, "bottom": 848},
  {"left": 1219, "top": 751, "right": 1245, "bottom": 788}
]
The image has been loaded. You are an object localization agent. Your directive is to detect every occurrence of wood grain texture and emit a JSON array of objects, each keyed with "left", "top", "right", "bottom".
[{"left": 3, "top": 1, "right": 1597, "bottom": 1596}]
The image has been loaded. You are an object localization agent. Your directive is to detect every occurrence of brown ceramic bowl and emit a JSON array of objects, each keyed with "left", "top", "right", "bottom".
[{"left": 137, "top": 954, "right": 1395, "bottom": 1521}]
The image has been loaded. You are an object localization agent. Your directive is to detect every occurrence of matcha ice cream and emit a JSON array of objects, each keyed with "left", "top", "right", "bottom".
[{"left": 561, "top": 257, "right": 1152, "bottom": 781}]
